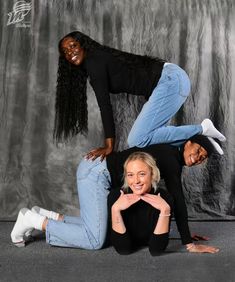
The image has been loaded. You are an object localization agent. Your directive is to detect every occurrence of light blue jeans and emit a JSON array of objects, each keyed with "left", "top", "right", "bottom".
[
  {"left": 128, "top": 63, "right": 202, "bottom": 147},
  {"left": 46, "top": 64, "right": 201, "bottom": 250},
  {"left": 46, "top": 157, "right": 111, "bottom": 249}
]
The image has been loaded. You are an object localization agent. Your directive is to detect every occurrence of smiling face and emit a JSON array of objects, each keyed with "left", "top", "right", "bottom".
[
  {"left": 125, "top": 160, "right": 152, "bottom": 195},
  {"left": 183, "top": 141, "right": 208, "bottom": 167},
  {"left": 60, "top": 37, "right": 86, "bottom": 66}
]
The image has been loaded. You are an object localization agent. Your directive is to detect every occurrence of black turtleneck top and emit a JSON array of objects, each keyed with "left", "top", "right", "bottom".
[
  {"left": 106, "top": 143, "right": 192, "bottom": 245},
  {"left": 108, "top": 188, "right": 173, "bottom": 255},
  {"left": 83, "top": 49, "right": 165, "bottom": 138}
]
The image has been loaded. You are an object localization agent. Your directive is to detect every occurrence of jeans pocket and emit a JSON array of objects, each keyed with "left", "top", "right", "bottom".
[
  {"left": 77, "top": 158, "right": 102, "bottom": 180},
  {"left": 77, "top": 158, "right": 110, "bottom": 185}
]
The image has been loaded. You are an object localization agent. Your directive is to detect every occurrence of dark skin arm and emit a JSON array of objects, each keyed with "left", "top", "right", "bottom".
[
  {"left": 164, "top": 170, "right": 218, "bottom": 253},
  {"left": 85, "top": 137, "right": 115, "bottom": 161}
]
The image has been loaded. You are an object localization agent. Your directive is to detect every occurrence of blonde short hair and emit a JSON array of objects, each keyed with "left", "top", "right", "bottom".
[{"left": 123, "top": 152, "right": 160, "bottom": 192}]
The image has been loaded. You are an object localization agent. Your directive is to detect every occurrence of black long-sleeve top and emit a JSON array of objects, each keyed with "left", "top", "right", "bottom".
[
  {"left": 108, "top": 188, "right": 173, "bottom": 256},
  {"left": 106, "top": 143, "right": 193, "bottom": 245},
  {"left": 83, "top": 49, "right": 165, "bottom": 138}
]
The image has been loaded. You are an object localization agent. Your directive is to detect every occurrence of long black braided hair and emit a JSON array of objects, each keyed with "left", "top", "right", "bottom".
[{"left": 53, "top": 31, "right": 165, "bottom": 142}]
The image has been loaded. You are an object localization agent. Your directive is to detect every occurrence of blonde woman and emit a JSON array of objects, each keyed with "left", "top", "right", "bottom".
[{"left": 109, "top": 152, "right": 173, "bottom": 256}]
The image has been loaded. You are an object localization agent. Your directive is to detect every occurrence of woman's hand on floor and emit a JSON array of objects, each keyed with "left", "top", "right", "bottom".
[{"left": 186, "top": 243, "right": 219, "bottom": 253}]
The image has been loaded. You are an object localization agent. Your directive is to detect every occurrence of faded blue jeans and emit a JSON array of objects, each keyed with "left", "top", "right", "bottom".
[
  {"left": 46, "top": 157, "right": 111, "bottom": 249},
  {"left": 128, "top": 63, "right": 202, "bottom": 147},
  {"left": 46, "top": 64, "right": 202, "bottom": 249}
]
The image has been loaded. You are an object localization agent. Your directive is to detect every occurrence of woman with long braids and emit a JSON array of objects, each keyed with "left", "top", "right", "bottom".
[
  {"left": 53, "top": 31, "right": 226, "bottom": 160},
  {"left": 10, "top": 32, "right": 223, "bottom": 253}
]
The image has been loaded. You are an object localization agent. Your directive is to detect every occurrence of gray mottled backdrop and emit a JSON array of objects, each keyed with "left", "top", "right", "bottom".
[{"left": 0, "top": 0, "right": 235, "bottom": 220}]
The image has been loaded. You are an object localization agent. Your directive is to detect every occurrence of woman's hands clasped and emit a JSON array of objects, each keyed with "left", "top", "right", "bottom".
[
  {"left": 112, "top": 191, "right": 141, "bottom": 212},
  {"left": 140, "top": 193, "right": 171, "bottom": 215},
  {"left": 113, "top": 192, "right": 170, "bottom": 214}
]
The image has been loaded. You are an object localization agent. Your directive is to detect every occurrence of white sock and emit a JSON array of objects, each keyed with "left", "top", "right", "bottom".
[
  {"left": 11, "top": 208, "right": 46, "bottom": 246},
  {"left": 25, "top": 206, "right": 60, "bottom": 238},
  {"left": 31, "top": 206, "right": 60, "bottom": 221},
  {"left": 208, "top": 137, "right": 224, "bottom": 155},
  {"left": 201, "top": 119, "right": 226, "bottom": 142},
  {"left": 24, "top": 228, "right": 34, "bottom": 238}
]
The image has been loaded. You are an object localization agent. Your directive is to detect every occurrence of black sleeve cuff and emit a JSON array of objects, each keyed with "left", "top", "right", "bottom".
[
  {"left": 111, "top": 229, "right": 133, "bottom": 255},
  {"left": 149, "top": 232, "right": 169, "bottom": 256}
]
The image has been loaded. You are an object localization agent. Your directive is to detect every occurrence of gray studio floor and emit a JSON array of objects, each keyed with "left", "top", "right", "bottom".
[{"left": 0, "top": 221, "right": 235, "bottom": 282}]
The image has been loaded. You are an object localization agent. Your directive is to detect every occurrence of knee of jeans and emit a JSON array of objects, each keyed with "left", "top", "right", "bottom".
[
  {"left": 72, "top": 239, "right": 103, "bottom": 250},
  {"left": 70, "top": 239, "right": 104, "bottom": 250},
  {"left": 127, "top": 132, "right": 140, "bottom": 147},
  {"left": 87, "top": 229, "right": 106, "bottom": 250},
  {"left": 92, "top": 240, "right": 104, "bottom": 250},
  {"left": 127, "top": 133, "right": 149, "bottom": 148},
  {"left": 127, "top": 133, "right": 133, "bottom": 147}
]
